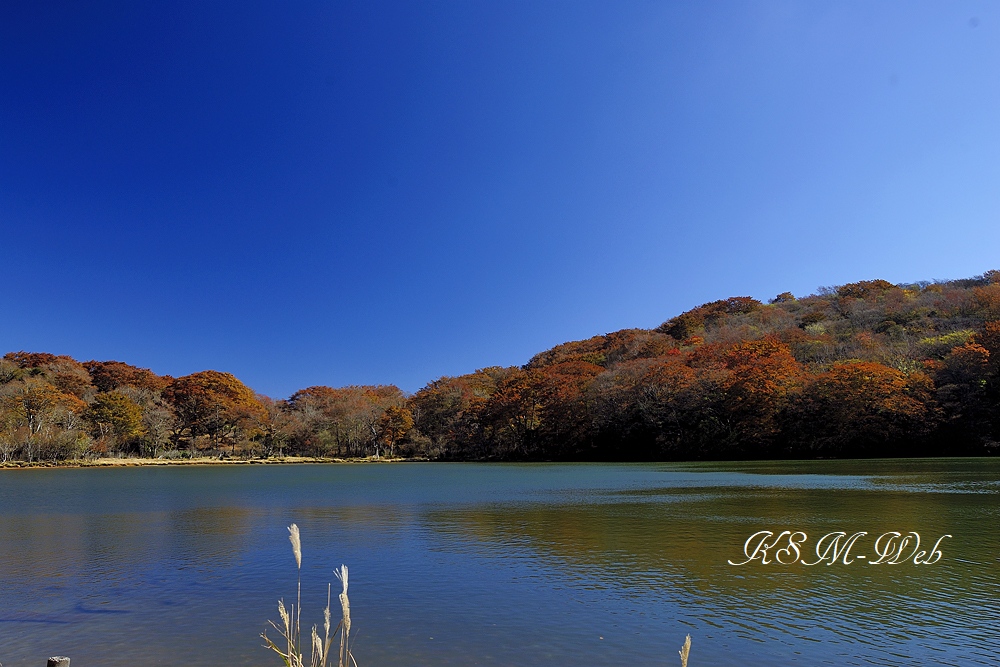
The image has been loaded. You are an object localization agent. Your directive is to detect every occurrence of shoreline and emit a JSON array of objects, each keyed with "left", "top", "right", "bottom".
[{"left": 0, "top": 455, "right": 417, "bottom": 469}]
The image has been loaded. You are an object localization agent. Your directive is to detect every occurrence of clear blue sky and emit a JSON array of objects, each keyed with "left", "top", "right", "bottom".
[{"left": 2, "top": 1, "right": 999, "bottom": 397}]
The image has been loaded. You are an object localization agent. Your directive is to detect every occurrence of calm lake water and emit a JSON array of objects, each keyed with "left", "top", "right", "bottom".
[{"left": 0, "top": 460, "right": 997, "bottom": 666}]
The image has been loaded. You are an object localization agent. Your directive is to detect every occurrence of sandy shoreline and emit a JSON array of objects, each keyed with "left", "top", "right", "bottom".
[{"left": 0, "top": 456, "right": 415, "bottom": 469}]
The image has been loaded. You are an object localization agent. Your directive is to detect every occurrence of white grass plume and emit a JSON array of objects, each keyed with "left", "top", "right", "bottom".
[
  {"left": 264, "top": 526, "right": 351, "bottom": 667},
  {"left": 288, "top": 524, "right": 302, "bottom": 570},
  {"left": 334, "top": 565, "right": 351, "bottom": 667},
  {"left": 334, "top": 565, "right": 350, "bottom": 636},
  {"left": 288, "top": 523, "right": 303, "bottom": 648},
  {"left": 678, "top": 634, "right": 691, "bottom": 667}
]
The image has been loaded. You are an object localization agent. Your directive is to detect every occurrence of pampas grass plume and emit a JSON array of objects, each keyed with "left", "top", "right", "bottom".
[
  {"left": 334, "top": 564, "right": 351, "bottom": 667},
  {"left": 288, "top": 524, "right": 302, "bottom": 570},
  {"left": 678, "top": 634, "right": 691, "bottom": 667},
  {"left": 264, "top": 525, "right": 353, "bottom": 667},
  {"left": 334, "top": 565, "right": 350, "bottom": 636}
]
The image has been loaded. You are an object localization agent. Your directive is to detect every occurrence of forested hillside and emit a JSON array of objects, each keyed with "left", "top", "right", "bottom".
[{"left": 4, "top": 271, "right": 1000, "bottom": 463}]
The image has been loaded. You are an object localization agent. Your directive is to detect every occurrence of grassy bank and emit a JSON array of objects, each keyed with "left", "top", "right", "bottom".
[{"left": 0, "top": 455, "right": 417, "bottom": 469}]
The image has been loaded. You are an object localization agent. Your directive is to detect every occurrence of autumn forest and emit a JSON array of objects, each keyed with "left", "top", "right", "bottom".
[{"left": 4, "top": 271, "right": 1000, "bottom": 464}]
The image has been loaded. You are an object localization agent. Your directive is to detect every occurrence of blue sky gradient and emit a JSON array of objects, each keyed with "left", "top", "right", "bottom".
[{"left": 2, "top": 1, "right": 999, "bottom": 397}]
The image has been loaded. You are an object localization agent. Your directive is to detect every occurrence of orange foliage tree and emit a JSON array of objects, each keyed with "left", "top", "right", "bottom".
[
  {"left": 657, "top": 297, "right": 763, "bottom": 340},
  {"left": 0, "top": 379, "right": 86, "bottom": 434},
  {"left": 3, "top": 351, "right": 63, "bottom": 368},
  {"left": 717, "top": 338, "right": 804, "bottom": 451},
  {"left": 84, "top": 360, "right": 169, "bottom": 392},
  {"left": 163, "top": 371, "right": 267, "bottom": 450},
  {"left": 0, "top": 378, "right": 88, "bottom": 461},
  {"left": 790, "top": 361, "right": 934, "bottom": 455},
  {"left": 836, "top": 279, "right": 899, "bottom": 301},
  {"left": 477, "top": 368, "right": 545, "bottom": 458},
  {"left": 591, "top": 355, "right": 701, "bottom": 459},
  {"left": 285, "top": 384, "right": 409, "bottom": 457},
  {"left": 533, "top": 360, "right": 604, "bottom": 457},
  {"left": 379, "top": 405, "right": 414, "bottom": 458},
  {"left": 408, "top": 368, "right": 505, "bottom": 458}
]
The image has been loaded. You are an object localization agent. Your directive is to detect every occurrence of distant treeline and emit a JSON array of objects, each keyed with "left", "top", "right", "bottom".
[{"left": 4, "top": 271, "right": 1000, "bottom": 463}]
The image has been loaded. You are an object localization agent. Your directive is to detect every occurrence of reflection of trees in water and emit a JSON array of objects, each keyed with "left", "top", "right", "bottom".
[
  {"left": 0, "top": 506, "right": 262, "bottom": 588},
  {"left": 0, "top": 512, "right": 178, "bottom": 583},
  {"left": 422, "top": 486, "right": 995, "bottom": 648},
  {"left": 168, "top": 505, "right": 257, "bottom": 565},
  {"left": 282, "top": 505, "right": 410, "bottom": 552}
]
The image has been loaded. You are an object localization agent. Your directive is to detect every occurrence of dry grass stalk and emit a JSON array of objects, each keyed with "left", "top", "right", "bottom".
[
  {"left": 289, "top": 524, "right": 303, "bottom": 648},
  {"left": 678, "top": 634, "right": 691, "bottom": 667},
  {"left": 334, "top": 565, "right": 353, "bottom": 667},
  {"left": 263, "top": 524, "right": 353, "bottom": 667}
]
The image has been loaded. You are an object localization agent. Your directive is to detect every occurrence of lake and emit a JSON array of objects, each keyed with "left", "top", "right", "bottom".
[{"left": 0, "top": 460, "right": 997, "bottom": 666}]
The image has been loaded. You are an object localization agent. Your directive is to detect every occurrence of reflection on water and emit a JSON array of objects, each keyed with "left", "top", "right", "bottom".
[{"left": 0, "top": 460, "right": 997, "bottom": 666}]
